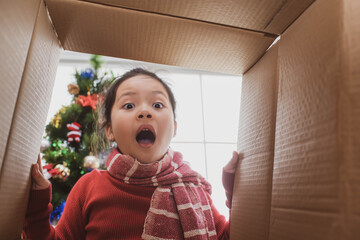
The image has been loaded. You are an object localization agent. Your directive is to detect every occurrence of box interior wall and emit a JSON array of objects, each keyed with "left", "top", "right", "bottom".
[{"left": 0, "top": 0, "right": 358, "bottom": 238}]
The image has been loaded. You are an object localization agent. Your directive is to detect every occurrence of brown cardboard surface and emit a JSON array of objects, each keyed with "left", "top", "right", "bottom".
[
  {"left": 231, "top": 44, "right": 278, "bottom": 239},
  {"left": 264, "top": 0, "right": 315, "bottom": 34},
  {"left": 86, "top": 0, "right": 314, "bottom": 35},
  {"left": 270, "top": 0, "right": 360, "bottom": 239},
  {"left": 45, "top": 0, "right": 275, "bottom": 75},
  {"left": 0, "top": 0, "right": 359, "bottom": 238},
  {"left": 0, "top": 0, "right": 61, "bottom": 238},
  {"left": 0, "top": 0, "right": 41, "bottom": 173},
  {"left": 339, "top": 0, "right": 360, "bottom": 236}
]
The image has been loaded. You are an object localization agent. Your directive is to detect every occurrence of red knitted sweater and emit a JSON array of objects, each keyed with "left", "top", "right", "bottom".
[{"left": 23, "top": 169, "right": 232, "bottom": 239}]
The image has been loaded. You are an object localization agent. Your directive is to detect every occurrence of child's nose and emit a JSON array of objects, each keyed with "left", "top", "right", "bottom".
[{"left": 137, "top": 111, "right": 152, "bottom": 119}]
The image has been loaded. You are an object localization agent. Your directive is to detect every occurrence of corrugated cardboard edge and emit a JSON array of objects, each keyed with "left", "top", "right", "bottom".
[
  {"left": 43, "top": 0, "right": 63, "bottom": 49},
  {"left": 0, "top": 0, "right": 42, "bottom": 173},
  {"left": 265, "top": 0, "right": 315, "bottom": 34},
  {"left": 0, "top": 0, "right": 61, "bottom": 238},
  {"left": 230, "top": 43, "right": 279, "bottom": 239},
  {"left": 339, "top": 0, "right": 360, "bottom": 237}
]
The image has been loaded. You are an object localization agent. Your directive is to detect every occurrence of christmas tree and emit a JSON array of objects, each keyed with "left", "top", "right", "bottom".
[{"left": 41, "top": 55, "right": 115, "bottom": 223}]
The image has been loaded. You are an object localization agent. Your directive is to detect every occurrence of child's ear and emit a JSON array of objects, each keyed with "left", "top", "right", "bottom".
[
  {"left": 106, "top": 124, "right": 115, "bottom": 141},
  {"left": 173, "top": 121, "right": 177, "bottom": 137}
]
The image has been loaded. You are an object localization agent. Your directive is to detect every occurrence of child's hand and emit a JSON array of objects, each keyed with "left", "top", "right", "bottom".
[
  {"left": 31, "top": 154, "right": 50, "bottom": 190},
  {"left": 222, "top": 151, "right": 243, "bottom": 208},
  {"left": 223, "top": 151, "right": 242, "bottom": 174}
]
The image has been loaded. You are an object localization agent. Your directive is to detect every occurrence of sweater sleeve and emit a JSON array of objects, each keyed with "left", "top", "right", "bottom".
[
  {"left": 207, "top": 193, "right": 230, "bottom": 240},
  {"left": 23, "top": 176, "right": 88, "bottom": 239},
  {"left": 22, "top": 186, "right": 55, "bottom": 239}
]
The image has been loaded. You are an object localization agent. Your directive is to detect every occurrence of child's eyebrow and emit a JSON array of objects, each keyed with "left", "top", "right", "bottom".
[
  {"left": 116, "top": 90, "right": 167, "bottom": 103},
  {"left": 152, "top": 90, "right": 167, "bottom": 98},
  {"left": 117, "top": 91, "right": 136, "bottom": 102}
]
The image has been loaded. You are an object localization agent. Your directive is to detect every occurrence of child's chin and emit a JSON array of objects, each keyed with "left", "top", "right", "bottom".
[
  {"left": 136, "top": 152, "right": 164, "bottom": 164},
  {"left": 137, "top": 157, "right": 157, "bottom": 164}
]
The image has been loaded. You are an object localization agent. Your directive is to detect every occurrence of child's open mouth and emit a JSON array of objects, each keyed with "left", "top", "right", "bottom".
[{"left": 136, "top": 125, "right": 156, "bottom": 148}]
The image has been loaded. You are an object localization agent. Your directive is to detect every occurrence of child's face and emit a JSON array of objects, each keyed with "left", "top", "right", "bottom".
[{"left": 106, "top": 75, "right": 177, "bottom": 164}]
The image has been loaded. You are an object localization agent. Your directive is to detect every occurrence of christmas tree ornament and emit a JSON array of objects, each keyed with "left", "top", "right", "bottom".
[
  {"left": 51, "top": 140, "right": 62, "bottom": 148},
  {"left": 54, "top": 162, "right": 70, "bottom": 180},
  {"left": 83, "top": 154, "right": 100, "bottom": 169},
  {"left": 50, "top": 200, "right": 66, "bottom": 224},
  {"left": 67, "top": 83, "right": 80, "bottom": 95},
  {"left": 60, "top": 105, "right": 66, "bottom": 113},
  {"left": 80, "top": 68, "right": 94, "bottom": 79},
  {"left": 77, "top": 93, "right": 98, "bottom": 110},
  {"left": 43, "top": 163, "right": 61, "bottom": 179},
  {"left": 50, "top": 107, "right": 66, "bottom": 128},
  {"left": 50, "top": 112, "right": 62, "bottom": 128},
  {"left": 54, "top": 114, "right": 62, "bottom": 128},
  {"left": 66, "top": 122, "right": 82, "bottom": 142},
  {"left": 40, "top": 138, "right": 50, "bottom": 152}
]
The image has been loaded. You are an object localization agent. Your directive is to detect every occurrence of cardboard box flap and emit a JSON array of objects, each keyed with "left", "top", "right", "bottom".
[
  {"left": 0, "top": 0, "right": 61, "bottom": 237},
  {"left": 0, "top": 0, "right": 42, "bottom": 172},
  {"left": 45, "top": 0, "right": 275, "bottom": 75},
  {"left": 84, "top": 0, "right": 315, "bottom": 35},
  {"left": 271, "top": 0, "right": 360, "bottom": 238},
  {"left": 231, "top": 43, "right": 279, "bottom": 239}
]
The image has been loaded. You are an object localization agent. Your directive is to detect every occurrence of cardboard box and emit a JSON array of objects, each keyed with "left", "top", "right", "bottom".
[
  {"left": 270, "top": 0, "right": 360, "bottom": 238},
  {"left": 0, "top": 0, "right": 60, "bottom": 237},
  {"left": 0, "top": 0, "right": 358, "bottom": 238},
  {"left": 231, "top": 43, "right": 279, "bottom": 239},
  {"left": 233, "top": 0, "right": 360, "bottom": 239}
]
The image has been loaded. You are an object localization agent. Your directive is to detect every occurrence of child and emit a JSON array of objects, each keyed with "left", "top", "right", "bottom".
[{"left": 23, "top": 68, "right": 240, "bottom": 239}]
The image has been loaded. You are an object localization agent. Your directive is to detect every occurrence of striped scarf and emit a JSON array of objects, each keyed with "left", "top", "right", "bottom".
[{"left": 106, "top": 148, "right": 217, "bottom": 240}]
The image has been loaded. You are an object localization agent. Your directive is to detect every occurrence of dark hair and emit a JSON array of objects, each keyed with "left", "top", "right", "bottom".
[{"left": 101, "top": 68, "right": 176, "bottom": 129}]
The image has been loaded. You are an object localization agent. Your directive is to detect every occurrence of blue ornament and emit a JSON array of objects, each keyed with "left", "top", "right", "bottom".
[
  {"left": 50, "top": 200, "right": 66, "bottom": 223},
  {"left": 80, "top": 68, "right": 94, "bottom": 80}
]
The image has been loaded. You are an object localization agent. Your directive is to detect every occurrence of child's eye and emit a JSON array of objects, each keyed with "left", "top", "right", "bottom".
[
  {"left": 153, "top": 102, "right": 163, "bottom": 109},
  {"left": 123, "top": 103, "right": 135, "bottom": 109}
]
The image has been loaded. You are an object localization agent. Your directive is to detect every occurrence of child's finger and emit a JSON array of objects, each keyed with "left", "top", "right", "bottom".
[
  {"left": 37, "top": 154, "right": 44, "bottom": 174},
  {"left": 31, "top": 163, "right": 38, "bottom": 178},
  {"left": 31, "top": 163, "right": 50, "bottom": 190},
  {"left": 223, "top": 151, "right": 242, "bottom": 174},
  {"left": 32, "top": 163, "right": 42, "bottom": 178}
]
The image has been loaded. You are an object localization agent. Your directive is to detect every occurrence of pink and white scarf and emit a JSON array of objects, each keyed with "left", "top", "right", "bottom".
[{"left": 106, "top": 148, "right": 217, "bottom": 240}]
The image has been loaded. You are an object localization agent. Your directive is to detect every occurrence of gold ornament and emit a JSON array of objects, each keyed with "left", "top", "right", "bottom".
[
  {"left": 54, "top": 114, "right": 61, "bottom": 128},
  {"left": 60, "top": 105, "right": 66, "bottom": 113},
  {"left": 83, "top": 154, "right": 100, "bottom": 169},
  {"left": 67, "top": 83, "right": 80, "bottom": 95},
  {"left": 50, "top": 107, "right": 66, "bottom": 128},
  {"left": 54, "top": 162, "right": 70, "bottom": 180},
  {"left": 50, "top": 112, "right": 62, "bottom": 128}
]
